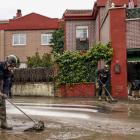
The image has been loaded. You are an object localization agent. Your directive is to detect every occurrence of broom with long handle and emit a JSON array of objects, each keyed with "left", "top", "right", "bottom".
[
  {"left": 0, "top": 92, "right": 45, "bottom": 131},
  {"left": 99, "top": 79, "right": 117, "bottom": 103},
  {"left": 0, "top": 92, "right": 37, "bottom": 123}
]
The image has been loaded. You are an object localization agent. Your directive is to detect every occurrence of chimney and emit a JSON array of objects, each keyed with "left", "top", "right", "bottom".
[{"left": 16, "top": 9, "right": 22, "bottom": 18}]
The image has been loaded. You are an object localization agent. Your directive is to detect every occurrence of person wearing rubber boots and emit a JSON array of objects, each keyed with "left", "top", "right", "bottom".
[
  {"left": 0, "top": 55, "right": 20, "bottom": 130},
  {"left": 96, "top": 64, "right": 111, "bottom": 101}
]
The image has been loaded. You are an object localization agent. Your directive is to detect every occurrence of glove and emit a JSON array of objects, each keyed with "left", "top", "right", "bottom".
[
  {"left": 103, "top": 84, "right": 106, "bottom": 87},
  {"left": 2, "top": 94, "right": 7, "bottom": 99}
]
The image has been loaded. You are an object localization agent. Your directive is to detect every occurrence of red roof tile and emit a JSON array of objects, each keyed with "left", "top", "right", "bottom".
[{"left": 66, "top": 10, "right": 92, "bottom": 15}]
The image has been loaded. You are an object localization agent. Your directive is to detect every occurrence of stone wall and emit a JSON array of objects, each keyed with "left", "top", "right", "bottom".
[{"left": 12, "top": 82, "right": 54, "bottom": 97}]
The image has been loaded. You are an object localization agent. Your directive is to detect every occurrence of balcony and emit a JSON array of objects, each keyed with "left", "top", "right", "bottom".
[{"left": 126, "top": 8, "right": 140, "bottom": 19}]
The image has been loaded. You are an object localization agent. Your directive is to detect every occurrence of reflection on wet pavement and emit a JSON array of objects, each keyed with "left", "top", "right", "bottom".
[{"left": 7, "top": 102, "right": 112, "bottom": 114}]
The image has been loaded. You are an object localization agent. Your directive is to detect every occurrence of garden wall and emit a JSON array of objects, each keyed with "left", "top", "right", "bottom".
[
  {"left": 11, "top": 67, "right": 55, "bottom": 97},
  {"left": 12, "top": 82, "right": 54, "bottom": 97},
  {"left": 61, "top": 83, "right": 95, "bottom": 97}
]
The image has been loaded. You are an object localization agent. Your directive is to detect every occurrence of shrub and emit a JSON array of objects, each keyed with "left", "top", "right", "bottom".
[
  {"left": 26, "top": 51, "right": 53, "bottom": 68},
  {"left": 54, "top": 41, "right": 113, "bottom": 86}
]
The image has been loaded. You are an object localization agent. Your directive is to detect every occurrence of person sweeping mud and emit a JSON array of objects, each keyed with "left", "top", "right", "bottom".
[
  {"left": 96, "top": 64, "right": 111, "bottom": 101},
  {"left": 0, "top": 55, "right": 20, "bottom": 130}
]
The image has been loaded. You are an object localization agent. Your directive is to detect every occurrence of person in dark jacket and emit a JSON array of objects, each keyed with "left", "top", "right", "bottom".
[
  {"left": 8, "top": 70, "right": 13, "bottom": 98},
  {"left": 0, "top": 55, "right": 20, "bottom": 130},
  {"left": 96, "top": 64, "right": 111, "bottom": 101}
]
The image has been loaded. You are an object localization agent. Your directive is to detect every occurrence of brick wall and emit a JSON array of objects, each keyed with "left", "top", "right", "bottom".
[
  {"left": 0, "top": 30, "right": 5, "bottom": 61},
  {"left": 95, "top": 14, "right": 99, "bottom": 43},
  {"left": 66, "top": 20, "right": 96, "bottom": 51},
  {"left": 100, "top": 7, "right": 105, "bottom": 25},
  {"left": 100, "top": 15, "right": 109, "bottom": 45},
  {"left": 126, "top": 20, "right": 140, "bottom": 49},
  {"left": 100, "top": 11, "right": 109, "bottom": 69},
  {"left": 138, "top": 0, "right": 140, "bottom": 7},
  {"left": 4, "top": 30, "right": 54, "bottom": 62}
]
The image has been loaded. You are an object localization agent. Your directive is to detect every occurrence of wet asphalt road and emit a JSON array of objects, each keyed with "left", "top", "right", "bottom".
[{"left": 1, "top": 97, "right": 140, "bottom": 140}]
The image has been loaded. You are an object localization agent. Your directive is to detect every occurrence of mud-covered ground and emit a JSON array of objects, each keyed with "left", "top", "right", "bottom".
[{"left": 0, "top": 97, "right": 140, "bottom": 140}]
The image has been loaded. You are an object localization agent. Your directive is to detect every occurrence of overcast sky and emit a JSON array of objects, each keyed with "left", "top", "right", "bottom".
[{"left": 0, "top": 0, "right": 96, "bottom": 20}]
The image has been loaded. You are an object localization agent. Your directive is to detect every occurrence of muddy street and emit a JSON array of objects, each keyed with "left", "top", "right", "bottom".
[{"left": 0, "top": 97, "right": 140, "bottom": 140}]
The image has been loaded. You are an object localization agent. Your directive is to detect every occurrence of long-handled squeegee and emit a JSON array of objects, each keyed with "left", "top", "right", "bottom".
[
  {"left": 99, "top": 80, "right": 117, "bottom": 103},
  {"left": 0, "top": 92, "right": 44, "bottom": 131}
]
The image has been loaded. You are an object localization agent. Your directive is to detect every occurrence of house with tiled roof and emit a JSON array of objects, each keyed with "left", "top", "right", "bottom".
[
  {"left": 63, "top": 7, "right": 98, "bottom": 52},
  {"left": 62, "top": 0, "right": 140, "bottom": 99},
  {"left": 0, "top": 10, "right": 64, "bottom": 68}
]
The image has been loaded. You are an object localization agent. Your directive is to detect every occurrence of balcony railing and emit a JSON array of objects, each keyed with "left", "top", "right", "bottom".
[
  {"left": 126, "top": 8, "right": 140, "bottom": 19},
  {"left": 76, "top": 38, "right": 89, "bottom": 51}
]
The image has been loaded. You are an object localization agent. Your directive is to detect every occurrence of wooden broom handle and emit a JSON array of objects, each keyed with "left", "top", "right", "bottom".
[{"left": 0, "top": 92, "right": 36, "bottom": 123}]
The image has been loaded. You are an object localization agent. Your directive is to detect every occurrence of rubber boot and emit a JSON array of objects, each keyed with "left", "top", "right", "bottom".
[
  {"left": 0, "top": 98, "right": 13, "bottom": 130},
  {"left": 105, "top": 96, "right": 109, "bottom": 102},
  {"left": 98, "top": 96, "right": 101, "bottom": 101}
]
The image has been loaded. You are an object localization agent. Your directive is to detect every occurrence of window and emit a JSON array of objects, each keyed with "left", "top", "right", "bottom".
[
  {"left": 13, "top": 34, "right": 26, "bottom": 45},
  {"left": 76, "top": 26, "right": 89, "bottom": 51},
  {"left": 76, "top": 26, "right": 88, "bottom": 38},
  {"left": 41, "top": 33, "right": 52, "bottom": 45}
]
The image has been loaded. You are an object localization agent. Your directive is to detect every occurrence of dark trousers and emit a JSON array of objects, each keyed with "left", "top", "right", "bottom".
[
  {"left": 0, "top": 92, "right": 7, "bottom": 125},
  {"left": 8, "top": 83, "right": 12, "bottom": 98},
  {"left": 98, "top": 81, "right": 109, "bottom": 96}
]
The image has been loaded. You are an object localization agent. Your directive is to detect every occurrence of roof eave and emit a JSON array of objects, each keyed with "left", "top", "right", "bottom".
[{"left": 64, "top": 15, "right": 93, "bottom": 20}]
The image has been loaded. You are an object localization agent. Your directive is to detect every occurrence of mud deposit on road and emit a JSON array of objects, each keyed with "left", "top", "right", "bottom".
[
  {"left": 0, "top": 97, "right": 140, "bottom": 140},
  {"left": 1, "top": 117, "right": 140, "bottom": 140}
]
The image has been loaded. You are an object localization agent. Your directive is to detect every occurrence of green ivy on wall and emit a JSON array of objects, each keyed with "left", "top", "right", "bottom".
[
  {"left": 49, "top": 24, "right": 65, "bottom": 54},
  {"left": 54, "top": 41, "right": 113, "bottom": 87}
]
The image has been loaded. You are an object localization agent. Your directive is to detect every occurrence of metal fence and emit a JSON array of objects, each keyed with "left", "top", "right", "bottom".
[
  {"left": 13, "top": 67, "right": 54, "bottom": 84},
  {"left": 126, "top": 8, "right": 140, "bottom": 19}
]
